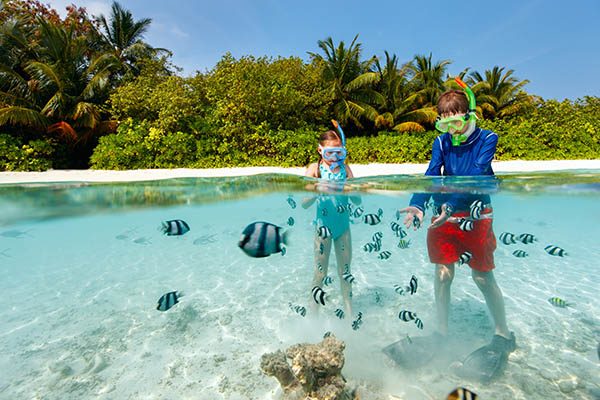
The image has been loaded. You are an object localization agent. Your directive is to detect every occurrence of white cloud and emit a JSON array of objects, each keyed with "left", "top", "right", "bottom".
[
  {"left": 170, "top": 26, "right": 189, "bottom": 39},
  {"left": 45, "top": 0, "right": 112, "bottom": 19}
]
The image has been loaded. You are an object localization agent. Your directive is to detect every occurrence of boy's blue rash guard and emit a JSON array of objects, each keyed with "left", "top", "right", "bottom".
[{"left": 409, "top": 127, "right": 499, "bottom": 214}]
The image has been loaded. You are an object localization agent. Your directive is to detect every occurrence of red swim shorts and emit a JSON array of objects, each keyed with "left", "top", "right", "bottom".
[{"left": 427, "top": 208, "right": 496, "bottom": 272}]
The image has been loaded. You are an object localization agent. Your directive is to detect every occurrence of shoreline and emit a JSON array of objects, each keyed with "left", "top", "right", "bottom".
[{"left": 0, "top": 159, "right": 599, "bottom": 184}]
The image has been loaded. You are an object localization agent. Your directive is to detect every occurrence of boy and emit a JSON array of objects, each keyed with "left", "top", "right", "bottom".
[{"left": 389, "top": 78, "right": 515, "bottom": 383}]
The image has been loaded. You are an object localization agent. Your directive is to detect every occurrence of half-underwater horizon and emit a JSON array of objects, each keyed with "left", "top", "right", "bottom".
[{"left": 0, "top": 171, "right": 599, "bottom": 399}]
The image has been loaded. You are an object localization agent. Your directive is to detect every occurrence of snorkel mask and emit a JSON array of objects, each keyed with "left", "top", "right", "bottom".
[
  {"left": 320, "top": 120, "right": 347, "bottom": 170},
  {"left": 435, "top": 77, "right": 477, "bottom": 146}
]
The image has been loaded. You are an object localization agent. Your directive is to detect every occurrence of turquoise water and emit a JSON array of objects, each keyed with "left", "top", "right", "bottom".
[{"left": 0, "top": 172, "right": 599, "bottom": 399}]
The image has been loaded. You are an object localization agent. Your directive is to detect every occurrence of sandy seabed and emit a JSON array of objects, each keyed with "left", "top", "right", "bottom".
[{"left": 1, "top": 160, "right": 599, "bottom": 184}]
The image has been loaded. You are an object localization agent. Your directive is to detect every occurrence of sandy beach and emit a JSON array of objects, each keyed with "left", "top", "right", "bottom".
[{"left": 1, "top": 160, "right": 599, "bottom": 184}]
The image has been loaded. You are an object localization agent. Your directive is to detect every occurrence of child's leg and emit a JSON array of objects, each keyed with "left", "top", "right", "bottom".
[
  {"left": 471, "top": 269, "right": 510, "bottom": 338},
  {"left": 311, "top": 232, "right": 332, "bottom": 311},
  {"left": 434, "top": 263, "right": 455, "bottom": 335},
  {"left": 333, "top": 229, "right": 352, "bottom": 316}
]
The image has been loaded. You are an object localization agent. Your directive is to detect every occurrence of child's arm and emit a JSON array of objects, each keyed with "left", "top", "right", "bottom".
[{"left": 344, "top": 165, "right": 362, "bottom": 204}]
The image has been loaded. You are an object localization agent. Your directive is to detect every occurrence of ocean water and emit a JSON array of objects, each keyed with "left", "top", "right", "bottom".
[{"left": 0, "top": 172, "right": 599, "bottom": 400}]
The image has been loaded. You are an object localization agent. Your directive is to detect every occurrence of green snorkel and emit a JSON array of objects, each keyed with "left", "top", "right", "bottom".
[{"left": 436, "top": 77, "right": 477, "bottom": 146}]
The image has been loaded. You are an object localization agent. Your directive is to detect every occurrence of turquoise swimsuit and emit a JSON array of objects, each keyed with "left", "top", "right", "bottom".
[{"left": 315, "top": 163, "right": 350, "bottom": 240}]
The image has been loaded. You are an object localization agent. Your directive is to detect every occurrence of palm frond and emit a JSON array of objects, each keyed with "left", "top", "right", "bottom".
[
  {"left": 0, "top": 106, "right": 49, "bottom": 128},
  {"left": 393, "top": 121, "right": 426, "bottom": 133}
]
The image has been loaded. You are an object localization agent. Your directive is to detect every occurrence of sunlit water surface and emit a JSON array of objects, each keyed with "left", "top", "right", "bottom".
[{"left": 0, "top": 172, "right": 599, "bottom": 400}]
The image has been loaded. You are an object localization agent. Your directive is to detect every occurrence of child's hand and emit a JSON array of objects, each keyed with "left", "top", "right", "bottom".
[
  {"left": 397, "top": 207, "right": 424, "bottom": 230},
  {"left": 429, "top": 205, "right": 451, "bottom": 229}
]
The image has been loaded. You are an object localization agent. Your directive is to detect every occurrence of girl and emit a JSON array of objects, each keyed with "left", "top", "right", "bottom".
[{"left": 303, "top": 129, "right": 360, "bottom": 319}]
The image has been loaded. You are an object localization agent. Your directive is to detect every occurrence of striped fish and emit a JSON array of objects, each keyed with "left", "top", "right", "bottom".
[
  {"left": 363, "top": 242, "right": 376, "bottom": 252},
  {"left": 409, "top": 275, "right": 418, "bottom": 295},
  {"left": 394, "top": 285, "right": 409, "bottom": 295},
  {"left": 414, "top": 317, "right": 423, "bottom": 330},
  {"left": 322, "top": 276, "right": 333, "bottom": 286},
  {"left": 378, "top": 208, "right": 383, "bottom": 217},
  {"left": 413, "top": 215, "right": 421, "bottom": 229},
  {"left": 312, "top": 286, "right": 326, "bottom": 306},
  {"left": 352, "top": 207, "right": 364, "bottom": 218},
  {"left": 372, "top": 232, "right": 383, "bottom": 242},
  {"left": 342, "top": 272, "right": 355, "bottom": 284},
  {"left": 317, "top": 225, "right": 331, "bottom": 239},
  {"left": 156, "top": 291, "right": 183, "bottom": 311},
  {"left": 319, "top": 243, "right": 324, "bottom": 255},
  {"left": 352, "top": 312, "right": 363, "bottom": 330},
  {"left": 459, "top": 251, "right": 472, "bottom": 265},
  {"left": 447, "top": 387, "right": 478, "bottom": 400},
  {"left": 334, "top": 308, "right": 345, "bottom": 319},
  {"left": 397, "top": 239, "right": 411, "bottom": 249},
  {"left": 321, "top": 208, "right": 328, "bottom": 216},
  {"left": 512, "top": 250, "right": 528, "bottom": 258},
  {"left": 398, "top": 310, "right": 417, "bottom": 322},
  {"left": 458, "top": 218, "right": 473, "bottom": 232},
  {"left": 161, "top": 220, "right": 190, "bottom": 236},
  {"left": 363, "top": 213, "right": 381, "bottom": 225},
  {"left": 378, "top": 251, "right": 391, "bottom": 260},
  {"left": 336, "top": 204, "right": 346, "bottom": 213},
  {"left": 548, "top": 297, "right": 570, "bottom": 308},
  {"left": 469, "top": 200, "right": 483, "bottom": 220},
  {"left": 287, "top": 196, "right": 297, "bottom": 209},
  {"left": 238, "top": 221, "right": 288, "bottom": 258},
  {"left": 545, "top": 245, "right": 567, "bottom": 257},
  {"left": 518, "top": 233, "right": 536, "bottom": 244},
  {"left": 289, "top": 303, "right": 306, "bottom": 317},
  {"left": 287, "top": 217, "right": 295, "bottom": 226},
  {"left": 499, "top": 232, "right": 517, "bottom": 245}
]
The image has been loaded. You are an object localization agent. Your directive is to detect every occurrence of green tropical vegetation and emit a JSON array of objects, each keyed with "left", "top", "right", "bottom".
[{"left": 0, "top": 0, "right": 598, "bottom": 171}]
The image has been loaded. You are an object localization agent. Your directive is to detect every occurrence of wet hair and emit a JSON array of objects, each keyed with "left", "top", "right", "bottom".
[
  {"left": 319, "top": 130, "right": 341, "bottom": 146},
  {"left": 437, "top": 90, "right": 469, "bottom": 116}
]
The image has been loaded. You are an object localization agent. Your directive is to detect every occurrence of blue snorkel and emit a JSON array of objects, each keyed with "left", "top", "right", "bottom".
[{"left": 322, "top": 120, "right": 347, "bottom": 170}]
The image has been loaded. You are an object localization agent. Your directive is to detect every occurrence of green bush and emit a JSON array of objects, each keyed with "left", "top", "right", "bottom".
[
  {"left": 0, "top": 134, "right": 54, "bottom": 171},
  {"left": 90, "top": 119, "right": 198, "bottom": 169}
]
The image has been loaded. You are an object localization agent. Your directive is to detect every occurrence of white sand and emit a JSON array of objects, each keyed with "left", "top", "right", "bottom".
[{"left": 0, "top": 160, "right": 599, "bottom": 184}]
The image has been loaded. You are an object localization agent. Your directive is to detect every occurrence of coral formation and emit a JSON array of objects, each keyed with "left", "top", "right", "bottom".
[{"left": 260, "top": 334, "right": 352, "bottom": 400}]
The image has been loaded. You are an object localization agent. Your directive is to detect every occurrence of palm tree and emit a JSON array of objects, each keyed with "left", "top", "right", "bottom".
[
  {"left": 0, "top": 18, "right": 119, "bottom": 143},
  {"left": 96, "top": 1, "right": 160, "bottom": 76},
  {"left": 409, "top": 53, "right": 452, "bottom": 107},
  {"left": 372, "top": 51, "right": 437, "bottom": 132},
  {"left": 467, "top": 66, "right": 531, "bottom": 119},
  {"left": 309, "top": 34, "right": 383, "bottom": 128}
]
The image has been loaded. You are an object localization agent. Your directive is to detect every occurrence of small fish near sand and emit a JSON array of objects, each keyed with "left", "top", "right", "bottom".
[
  {"left": 289, "top": 303, "right": 306, "bottom": 317},
  {"left": 322, "top": 276, "right": 333, "bottom": 286},
  {"left": 447, "top": 387, "right": 478, "bottom": 400},
  {"left": 161, "top": 220, "right": 190, "bottom": 236},
  {"left": 363, "top": 213, "right": 381, "bottom": 226},
  {"left": 238, "top": 221, "right": 289, "bottom": 258},
  {"left": 317, "top": 226, "right": 332, "bottom": 239},
  {"left": 287, "top": 196, "right": 297, "bottom": 209},
  {"left": 512, "top": 250, "right": 528, "bottom": 258},
  {"left": 156, "top": 291, "right": 183, "bottom": 311},
  {"left": 312, "top": 286, "right": 327, "bottom": 306},
  {"left": 409, "top": 275, "right": 418, "bottom": 294},
  {"left": 287, "top": 217, "right": 295, "bottom": 226},
  {"left": 548, "top": 297, "right": 571, "bottom": 308},
  {"left": 378, "top": 251, "right": 391, "bottom": 260},
  {"left": 372, "top": 232, "right": 383, "bottom": 242},
  {"left": 342, "top": 272, "right": 355, "bottom": 284},
  {"left": 398, "top": 310, "right": 417, "bottom": 322},
  {"left": 414, "top": 317, "right": 423, "bottom": 330},
  {"left": 518, "top": 233, "right": 537, "bottom": 244},
  {"left": 545, "top": 245, "right": 568, "bottom": 257},
  {"left": 397, "top": 239, "right": 411, "bottom": 249},
  {"left": 351, "top": 312, "right": 363, "bottom": 330},
  {"left": 499, "top": 232, "right": 517, "bottom": 245},
  {"left": 352, "top": 206, "right": 364, "bottom": 218},
  {"left": 334, "top": 308, "right": 345, "bottom": 319}
]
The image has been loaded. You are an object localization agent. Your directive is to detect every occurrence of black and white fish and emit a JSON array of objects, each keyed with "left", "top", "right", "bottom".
[
  {"left": 414, "top": 317, "right": 423, "bottom": 330},
  {"left": 238, "top": 221, "right": 289, "bottom": 258},
  {"left": 287, "top": 217, "right": 295, "bottom": 226},
  {"left": 459, "top": 251, "right": 472, "bottom": 265},
  {"left": 395, "top": 228, "right": 407, "bottom": 239},
  {"left": 446, "top": 387, "right": 478, "bottom": 400},
  {"left": 545, "top": 245, "right": 567, "bottom": 257},
  {"left": 312, "top": 286, "right": 327, "bottom": 306},
  {"left": 322, "top": 276, "right": 333, "bottom": 286},
  {"left": 372, "top": 232, "right": 383, "bottom": 242},
  {"left": 390, "top": 221, "right": 402, "bottom": 232},
  {"left": 321, "top": 208, "right": 328, "bottom": 217},
  {"left": 518, "top": 233, "right": 536, "bottom": 244},
  {"left": 336, "top": 204, "right": 346, "bottom": 213},
  {"left": 413, "top": 215, "right": 421, "bottom": 229},
  {"left": 499, "top": 232, "right": 517, "bottom": 245},
  {"left": 394, "top": 285, "right": 409, "bottom": 295},
  {"left": 397, "top": 239, "right": 411, "bottom": 249},
  {"left": 156, "top": 291, "right": 183, "bottom": 311},
  {"left": 287, "top": 196, "right": 297, "bottom": 209},
  {"left": 457, "top": 218, "right": 473, "bottom": 232},
  {"left": 378, "top": 251, "right": 391, "bottom": 260},
  {"left": 335, "top": 308, "right": 345, "bottom": 319},
  {"left": 512, "top": 250, "right": 528, "bottom": 258},
  {"left": 363, "top": 242, "right": 376, "bottom": 252},
  {"left": 292, "top": 304, "right": 307, "bottom": 317},
  {"left": 409, "top": 275, "right": 418, "bottom": 295},
  {"left": 317, "top": 263, "right": 323, "bottom": 273},
  {"left": 399, "top": 310, "right": 417, "bottom": 322},
  {"left": 363, "top": 213, "right": 381, "bottom": 225},
  {"left": 319, "top": 243, "right": 324, "bottom": 255},
  {"left": 548, "top": 297, "right": 570, "bottom": 308},
  {"left": 317, "top": 226, "right": 332, "bottom": 239},
  {"left": 161, "top": 220, "right": 190, "bottom": 236},
  {"left": 352, "top": 207, "right": 364, "bottom": 218},
  {"left": 323, "top": 331, "right": 332, "bottom": 338},
  {"left": 342, "top": 272, "right": 355, "bottom": 284},
  {"left": 470, "top": 200, "right": 483, "bottom": 220},
  {"left": 352, "top": 312, "right": 363, "bottom": 330}
]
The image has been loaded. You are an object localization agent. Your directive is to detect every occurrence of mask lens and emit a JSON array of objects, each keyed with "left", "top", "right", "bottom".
[{"left": 436, "top": 115, "right": 467, "bottom": 133}]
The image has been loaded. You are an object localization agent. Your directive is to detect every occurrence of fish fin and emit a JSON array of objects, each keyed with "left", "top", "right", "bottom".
[{"left": 281, "top": 229, "right": 291, "bottom": 245}]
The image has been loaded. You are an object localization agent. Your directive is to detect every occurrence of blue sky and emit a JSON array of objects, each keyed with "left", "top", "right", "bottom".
[{"left": 48, "top": 0, "right": 600, "bottom": 100}]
